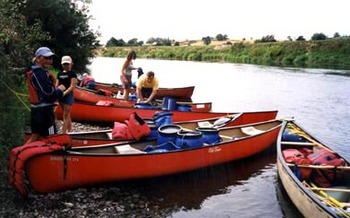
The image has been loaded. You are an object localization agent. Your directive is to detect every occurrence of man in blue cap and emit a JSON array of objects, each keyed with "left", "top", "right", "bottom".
[{"left": 26, "top": 47, "right": 66, "bottom": 143}]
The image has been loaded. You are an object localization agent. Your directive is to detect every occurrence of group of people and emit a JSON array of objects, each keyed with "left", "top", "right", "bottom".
[
  {"left": 26, "top": 47, "right": 77, "bottom": 143},
  {"left": 120, "top": 50, "right": 159, "bottom": 103},
  {"left": 27, "top": 47, "right": 159, "bottom": 143}
]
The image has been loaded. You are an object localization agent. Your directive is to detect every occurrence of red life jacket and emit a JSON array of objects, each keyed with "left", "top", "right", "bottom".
[
  {"left": 127, "top": 112, "right": 151, "bottom": 140},
  {"left": 26, "top": 70, "right": 57, "bottom": 104},
  {"left": 112, "top": 112, "right": 151, "bottom": 141},
  {"left": 307, "top": 149, "right": 345, "bottom": 187},
  {"left": 83, "top": 76, "right": 95, "bottom": 86},
  {"left": 283, "top": 148, "right": 312, "bottom": 180}
]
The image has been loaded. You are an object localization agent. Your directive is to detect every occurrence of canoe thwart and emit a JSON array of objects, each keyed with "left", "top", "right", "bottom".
[
  {"left": 286, "top": 163, "right": 350, "bottom": 170},
  {"left": 281, "top": 141, "right": 315, "bottom": 146}
]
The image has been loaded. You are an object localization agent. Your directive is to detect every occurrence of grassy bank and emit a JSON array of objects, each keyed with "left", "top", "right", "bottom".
[{"left": 101, "top": 37, "right": 350, "bottom": 70}]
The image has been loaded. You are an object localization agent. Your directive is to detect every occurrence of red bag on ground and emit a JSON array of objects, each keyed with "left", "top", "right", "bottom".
[{"left": 283, "top": 148, "right": 312, "bottom": 180}]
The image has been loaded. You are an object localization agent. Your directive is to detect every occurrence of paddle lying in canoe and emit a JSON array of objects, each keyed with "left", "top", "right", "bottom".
[
  {"left": 24, "top": 113, "right": 242, "bottom": 147},
  {"left": 74, "top": 86, "right": 212, "bottom": 112},
  {"left": 277, "top": 119, "right": 350, "bottom": 218},
  {"left": 10, "top": 119, "right": 283, "bottom": 196}
]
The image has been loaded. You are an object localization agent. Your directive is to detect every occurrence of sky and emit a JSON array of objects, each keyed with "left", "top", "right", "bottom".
[{"left": 87, "top": 0, "right": 350, "bottom": 44}]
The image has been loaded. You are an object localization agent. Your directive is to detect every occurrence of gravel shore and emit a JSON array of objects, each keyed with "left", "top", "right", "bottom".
[{"left": 0, "top": 121, "right": 175, "bottom": 218}]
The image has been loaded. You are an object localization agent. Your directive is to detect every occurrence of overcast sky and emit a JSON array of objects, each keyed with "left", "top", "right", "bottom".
[{"left": 88, "top": 0, "right": 350, "bottom": 44}]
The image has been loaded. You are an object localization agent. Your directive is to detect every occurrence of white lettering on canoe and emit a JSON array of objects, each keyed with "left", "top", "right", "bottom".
[
  {"left": 50, "top": 156, "right": 79, "bottom": 162},
  {"left": 208, "top": 147, "right": 221, "bottom": 153}
]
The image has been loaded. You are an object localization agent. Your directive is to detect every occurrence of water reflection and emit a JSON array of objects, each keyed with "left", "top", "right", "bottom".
[{"left": 111, "top": 151, "right": 283, "bottom": 216}]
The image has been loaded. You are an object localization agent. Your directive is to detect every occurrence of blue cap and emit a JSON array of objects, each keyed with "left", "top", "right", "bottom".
[{"left": 35, "top": 47, "right": 55, "bottom": 57}]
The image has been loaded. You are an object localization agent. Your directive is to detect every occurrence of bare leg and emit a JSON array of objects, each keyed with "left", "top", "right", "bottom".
[
  {"left": 62, "top": 104, "right": 72, "bottom": 133},
  {"left": 123, "top": 89, "right": 129, "bottom": 100},
  {"left": 26, "top": 133, "right": 41, "bottom": 144}
]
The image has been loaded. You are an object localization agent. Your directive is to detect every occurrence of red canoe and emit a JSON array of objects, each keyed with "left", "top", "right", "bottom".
[
  {"left": 94, "top": 82, "right": 195, "bottom": 99},
  {"left": 55, "top": 101, "right": 278, "bottom": 124},
  {"left": 73, "top": 86, "right": 212, "bottom": 112},
  {"left": 10, "top": 119, "right": 283, "bottom": 195},
  {"left": 25, "top": 113, "right": 242, "bottom": 147}
]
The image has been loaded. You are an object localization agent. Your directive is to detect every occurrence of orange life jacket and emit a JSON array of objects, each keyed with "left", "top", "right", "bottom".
[{"left": 26, "top": 69, "right": 57, "bottom": 104}]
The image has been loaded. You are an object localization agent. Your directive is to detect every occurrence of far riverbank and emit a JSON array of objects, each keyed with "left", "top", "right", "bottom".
[{"left": 100, "top": 37, "right": 350, "bottom": 70}]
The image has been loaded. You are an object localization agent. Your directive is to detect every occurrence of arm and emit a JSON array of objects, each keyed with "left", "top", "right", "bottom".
[
  {"left": 55, "top": 73, "right": 59, "bottom": 87},
  {"left": 136, "top": 87, "right": 144, "bottom": 102},
  {"left": 144, "top": 89, "right": 157, "bottom": 103},
  {"left": 64, "top": 77, "right": 77, "bottom": 96},
  {"left": 145, "top": 77, "right": 159, "bottom": 103},
  {"left": 31, "top": 70, "right": 65, "bottom": 101}
]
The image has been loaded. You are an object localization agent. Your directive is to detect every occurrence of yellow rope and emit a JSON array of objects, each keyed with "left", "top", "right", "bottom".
[{"left": 0, "top": 79, "right": 30, "bottom": 111}]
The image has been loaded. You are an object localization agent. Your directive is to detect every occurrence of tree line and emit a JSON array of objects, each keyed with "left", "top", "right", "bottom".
[
  {"left": 0, "top": 0, "right": 99, "bottom": 148},
  {"left": 106, "top": 32, "right": 347, "bottom": 47}
]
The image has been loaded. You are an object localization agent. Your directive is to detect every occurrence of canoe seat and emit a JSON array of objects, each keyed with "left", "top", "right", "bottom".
[
  {"left": 241, "top": 126, "right": 264, "bottom": 136},
  {"left": 197, "top": 121, "right": 213, "bottom": 128},
  {"left": 107, "top": 132, "right": 113, "bottom": 139},
  {"left": 115, "top": 145, "right": 146, "bottom": 154}
]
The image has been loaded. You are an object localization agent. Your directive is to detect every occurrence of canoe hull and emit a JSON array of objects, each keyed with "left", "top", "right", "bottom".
[
  {"left": 55, "top": 101, "right": 278, "bottom": 124},
  {"left": 25, "top": 120, "right": 283, "bottom": 194},
  {"left": 277, "top": 121, "right": 350, "bottom": 218},
  {"left": 74, "top": 86, "right": 211, "bottom": 112},
  {"left": 95, "top": 82, "right": 195, "bottom": 99}
]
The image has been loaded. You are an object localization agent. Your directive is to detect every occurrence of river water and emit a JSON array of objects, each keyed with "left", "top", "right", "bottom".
[{"left": 89, "top": 57, "right": 350, "bottom": 217}]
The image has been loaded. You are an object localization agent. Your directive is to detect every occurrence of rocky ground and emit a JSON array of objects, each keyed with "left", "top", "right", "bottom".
[{"left": 0, "top": 121, "right": 176, "bottom": 218}]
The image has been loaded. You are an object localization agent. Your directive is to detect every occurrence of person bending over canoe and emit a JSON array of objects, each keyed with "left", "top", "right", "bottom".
[{"left": 136, "top": 71, "right": 159, "bottom": 103}]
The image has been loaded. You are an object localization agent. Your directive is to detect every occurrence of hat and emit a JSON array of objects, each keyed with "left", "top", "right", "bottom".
[
  {"left": 61, "top": 56, "right": 73, "bottom": 64},
  {"left": 35, "top": 47, "right": 55, "bottom": 57}
]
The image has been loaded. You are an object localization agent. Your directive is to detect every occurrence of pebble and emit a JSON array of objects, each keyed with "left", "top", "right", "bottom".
[{"left": 0, "top": 121, "right": 172, "bottom": 218}]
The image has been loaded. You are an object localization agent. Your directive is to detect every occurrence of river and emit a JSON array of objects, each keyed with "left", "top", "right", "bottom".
[{"left": 88, "top": 57, "right": 350, "bottom": 217}]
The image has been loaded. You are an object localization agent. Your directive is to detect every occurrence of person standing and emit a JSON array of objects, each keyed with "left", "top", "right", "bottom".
[
  {"left": 120, "top": 50, "right": 138, "bottom": 100},
  {"left": 26, "top": 47, "right": 66, "bottom": 143},
  {"left": 136, "top": 71, "right": 159, "bottom": 103},
  {"left": 56, "top": 55, "right": 77, "bottom": 133}
]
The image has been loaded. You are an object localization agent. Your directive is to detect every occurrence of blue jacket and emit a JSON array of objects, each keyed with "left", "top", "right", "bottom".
[{"left": 29, "top": 65, "right": 63, "bottom": 106}]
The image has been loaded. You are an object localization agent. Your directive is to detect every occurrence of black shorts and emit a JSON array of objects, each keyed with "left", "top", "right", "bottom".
[
  {"left": 59, "top": 92, "right": 74, "bottom": 105},
  {"left": 141, "top": 87, "right": 153, "bottom": 98},
  {"left": 31, "top": 105, "right": 56, "bottom": 136}
]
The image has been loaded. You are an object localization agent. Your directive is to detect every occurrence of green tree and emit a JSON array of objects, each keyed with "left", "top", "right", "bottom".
[
  {"left": 1, "top": 0, "right": 49, "bottom": 152},
  {"left": 296, "top": 36, "right": 306, "bottom": 41},
  {"left": 255, "top": 35, "right": 277, "bottom": 43},
  {"left": 106, "top": 37, "right": 125, "bottom": 47},
  {"left": 311, "top": 32, "right": 327, "bottom": 41},
  {"left": 202, "top": 36, "right": 211, "bottom": 45},
  {"left": 17, "top": 0, "right": 99, "bottom": 72},
  {"left": 216, "top": 34, "right": 228, "bottom": 41}
]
